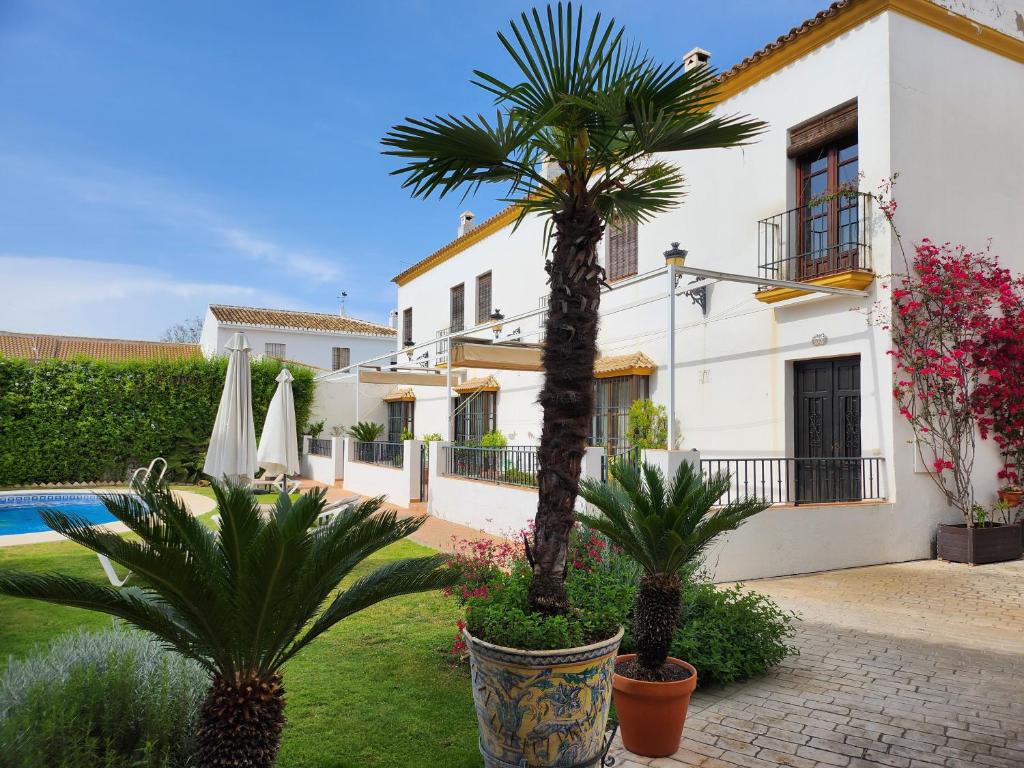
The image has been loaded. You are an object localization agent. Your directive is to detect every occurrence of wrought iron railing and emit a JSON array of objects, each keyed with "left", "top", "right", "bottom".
[
  {"left": 600, "top": 445, "right": 641, "bottom": 483},
  {"left": 435, "top": 327, "right": 450, "bottom": 366},
  {"left": 307, "top": 437, "right": 332, "bottom": 457},
  {"left": 442, "top": 445, "right": 539, "bottom": 488},
  {"left": 757, "top": 192, "right": 872, "bottom": 284},
  {"left": 537, "top": 295, "right": 550, "bottom": 343},
  {"left": 699, "top": 456, "right": 885, "bottom": 505},
  {"left": 353, "top": 441, "right": 404, "bottom": 468}
]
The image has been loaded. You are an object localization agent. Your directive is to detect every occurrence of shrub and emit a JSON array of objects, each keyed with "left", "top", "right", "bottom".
[
  {"left": 625, "top": 398, "right": 668, "bottom": 449},
  {"left": 0, "top": 625, "right": 207, "bottom": 768},
  {"left": 480, "top": 430, "right": 508, "bottom": 448},
  {"left": 347, "top": 421, "right": 384, "bottom": 442},
  {"left": 0, "top": 356, "right": 314, "bottom": 486},
  {"left": 421, "top": 432, "right": 442, "bottom": 443},
  {"left": 304, "top": 418, "right": 326, "bottom": 438}
]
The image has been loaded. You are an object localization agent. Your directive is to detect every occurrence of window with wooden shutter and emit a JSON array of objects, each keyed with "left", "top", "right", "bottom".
[
  {"left": 606, "top": 218, "right": 638, "bottom": 282},
  {"left": 402, "top": 307, "right": 413, "bottom": 347},
  {"left": 331, "top": 347, "right": 350, "bottom": 371},
  {"left": 264, "top": 342, "right": 286, "bottom": 359},
  {"left": 450, "top": 283, "right": 465, "bottom": 332},
  {"left": 476, "top": 272, "right": 492, "bottom": 324}
]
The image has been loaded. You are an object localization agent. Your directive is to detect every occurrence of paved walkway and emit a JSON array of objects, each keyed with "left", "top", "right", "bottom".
[{"left": 610, "top": 559, "right": 1024, "bottom": 768}]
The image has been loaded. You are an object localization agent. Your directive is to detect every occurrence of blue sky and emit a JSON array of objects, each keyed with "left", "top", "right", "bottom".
[{"left": 0, "top": 0, "right": 826, "bottom": 340}]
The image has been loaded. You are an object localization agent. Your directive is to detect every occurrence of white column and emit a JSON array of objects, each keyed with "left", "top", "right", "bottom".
[
  {"left": 445, "top": 361, "right": 453, "bottom": 441},
  {"left": 641, "top": 449, "right": 701, "bottom": 482},
  {"left": 405, "top": 439, "right": 423, "bottom": 502},
  {"left": 667, "top": 263, "right": 677, "bottom": 450}
]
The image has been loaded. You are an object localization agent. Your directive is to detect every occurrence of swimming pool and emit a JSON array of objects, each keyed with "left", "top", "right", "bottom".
[{"left": 0, "top": 493, "right": 119, "bottom": 536}]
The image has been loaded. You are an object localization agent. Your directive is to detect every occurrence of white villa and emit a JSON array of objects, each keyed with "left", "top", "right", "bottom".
[
  {"left": 314, "top": 0, "right": 1024, "bottom": 582},
  {"left": 200, "top": 304, "right": 396, "bottom": 372}
]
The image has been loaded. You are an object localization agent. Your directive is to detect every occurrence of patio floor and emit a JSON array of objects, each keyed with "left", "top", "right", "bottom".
[{"left": 610, "top": 558, "right": 1024, "bottom": 768}]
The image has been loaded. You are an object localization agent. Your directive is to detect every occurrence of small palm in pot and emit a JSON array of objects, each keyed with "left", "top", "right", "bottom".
[{"left": 578, "top": 460, "right": 769, "bottom": 755}]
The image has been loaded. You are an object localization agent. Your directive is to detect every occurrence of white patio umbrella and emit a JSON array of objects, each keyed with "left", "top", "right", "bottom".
[
  {"left": 203, "top": 332, "right": 258, "bottom": 483},
  {"left": 256, "top": 367, "right": 300, "bottom": 490}
]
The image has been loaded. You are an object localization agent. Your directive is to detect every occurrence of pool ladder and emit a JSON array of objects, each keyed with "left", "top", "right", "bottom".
[{"left": 129, "top": 457, "right": 168, "bottom": 487}]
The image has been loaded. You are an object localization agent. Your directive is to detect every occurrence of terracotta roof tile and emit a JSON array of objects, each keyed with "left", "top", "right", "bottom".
[
  {"left": 0, "top": 331, "right": 201, "bottom": 362},
  {"left": 594, "top": 352, "right": 656, "bottom": 376},
  {"left": 209, "top": 304, "right": 396, "bottom": 337},
  {"left": 383, "top": 387, "right": 416, "bottom": 402},
  {"left": 453, "top": 375, "right": 501, "bottom": 394}
]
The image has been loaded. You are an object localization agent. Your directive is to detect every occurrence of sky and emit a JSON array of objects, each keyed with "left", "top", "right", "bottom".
[{"left": 0, "top": 0, "right": 827, "bottom": 341}]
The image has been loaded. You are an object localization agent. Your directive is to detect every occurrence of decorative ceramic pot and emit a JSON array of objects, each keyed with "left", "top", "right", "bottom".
[
  {"left": 612, "top": 654, "right": 698, "bottom": 757},
  {"left": 464, "top": 627, "right": 623, "bottom": 768},
  {"left": 937, "top": 522, "right": 1023, "bottom": 565},
  {"left": 997, "top": 489, "right": 1024, "bottom": 507}
]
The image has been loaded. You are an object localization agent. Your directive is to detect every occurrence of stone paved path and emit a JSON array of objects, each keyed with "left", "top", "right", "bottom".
[{"left": 609, "top": 559, "right": 1024, "bottom": 768}]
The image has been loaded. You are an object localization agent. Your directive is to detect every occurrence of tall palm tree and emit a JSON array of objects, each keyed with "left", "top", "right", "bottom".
[
  {"left": 0, "top": 482, "right": 456, "bottom": 768},
  {"left": 579, "top": 461, "right": 769, "bottom": 679},
  {"left": 382, "top": 3, "right": 764, "bottom": 614}
]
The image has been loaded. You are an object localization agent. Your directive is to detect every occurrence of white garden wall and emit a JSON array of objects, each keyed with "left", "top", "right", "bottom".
[
  {"left": 342, "top": 438, "right": 421, "bottom": 508},
  {"left": 299, "top": 436, "right": 344, "bottom": 484}
]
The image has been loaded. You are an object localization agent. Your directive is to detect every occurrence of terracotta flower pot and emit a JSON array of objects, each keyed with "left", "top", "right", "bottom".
[
  {"left": 464, "top": 627, "right": 623, "bottom": 768},
  {"left": 612, "top": 654, "right": 698, "bottom": 757},
  {"left": 997, "top": 489, "right": 1024, "bottom": 507}
]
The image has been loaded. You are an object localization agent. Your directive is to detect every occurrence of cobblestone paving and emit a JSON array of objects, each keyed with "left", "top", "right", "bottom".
[{"left": 609, "top": 559, "right": 1024, "bottom": 768}]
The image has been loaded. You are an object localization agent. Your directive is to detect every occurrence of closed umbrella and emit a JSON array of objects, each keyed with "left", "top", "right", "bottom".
[
  {"left": 257, "top": 367, "right": 300, "bottom": 491},
  {"left": 203, "top": 332, "right": 258, "bottom": 483}
]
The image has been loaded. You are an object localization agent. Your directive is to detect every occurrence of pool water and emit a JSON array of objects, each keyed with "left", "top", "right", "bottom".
[{"left": 0, "top": 493, "right": 118, "bottom": 536}]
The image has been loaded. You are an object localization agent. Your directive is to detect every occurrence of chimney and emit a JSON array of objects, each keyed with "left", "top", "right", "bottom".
[
  {"left": 540, "top": 158, "right": 561, "bottom": 182},
  {"left": 683, "top": 47, "right": 711, "bottom": 71},
  {"left": 388, "top": 309, "right": 399, "bottom": 329},
  {"left": 458, "top": 211, "right": 476, "bottom": 237}
]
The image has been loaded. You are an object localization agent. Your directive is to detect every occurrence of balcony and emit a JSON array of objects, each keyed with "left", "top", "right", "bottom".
[
  {"left": 755, "top": 192, "right": 874, "bottom": 303},
  {"left": 700, "top": 456, "right": 886, "bottom": 505}
]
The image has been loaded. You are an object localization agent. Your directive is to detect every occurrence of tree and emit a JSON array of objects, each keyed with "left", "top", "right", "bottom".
[
  {"left": 578, "top": 461, "right": 768, "bottom": 679},
  {"left": 382, "top": 3, "right": 764, "bottom": 613},
  {"left": 626, "top": 398, "right": 668, "bottom": 449},
  {"left": 0, "top": 481, "right": 456, "bottom": 768},
  {"left": 162, "top": 315, "right": 204, "bottom": 343}
]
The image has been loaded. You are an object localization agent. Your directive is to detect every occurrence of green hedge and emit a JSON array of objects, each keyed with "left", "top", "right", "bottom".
[{"left": 0, "top": 356, "right": 314, "bottom": 486}]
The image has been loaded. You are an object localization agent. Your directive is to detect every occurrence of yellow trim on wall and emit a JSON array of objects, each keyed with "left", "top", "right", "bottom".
[
  {"left": 594, "top": 367, "right": 655, "bottom": 379},
  {"left": 393, "top": 0, "right": 1023, "bottom": 288},
  {"left": 754, "top": 269, "right": 876, "bottom": 304}
]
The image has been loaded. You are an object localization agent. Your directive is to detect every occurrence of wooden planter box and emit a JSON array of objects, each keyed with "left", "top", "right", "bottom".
[{"left": 937, "top": 523, "right": 1023, "bottom": 565}]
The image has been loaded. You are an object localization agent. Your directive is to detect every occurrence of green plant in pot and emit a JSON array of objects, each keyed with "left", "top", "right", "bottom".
[
  {"left": 383, "top": 3, "right": 763, "bottom": 765},
  {"left": 579, "top": 460, "right": 769, "bottom": 757}
]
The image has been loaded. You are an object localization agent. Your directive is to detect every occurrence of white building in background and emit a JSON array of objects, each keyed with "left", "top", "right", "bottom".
[
  {"left": 321, "top": 0, "right": 1024, "bottom": 581},
  {"left": 200, "top": 304, "right": 396, "bottom": 372}
]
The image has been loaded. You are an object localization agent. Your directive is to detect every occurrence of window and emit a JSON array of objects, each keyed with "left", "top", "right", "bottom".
[
  {"left": 591, "top": 375, "right": 649, "bottom": 449},
  {"left": 450, "top": 283, "right": 465, "bottom": 332},
  {"left": 331, "top": 347, "right": 350, "bottom": 371},
  {"left": 387, "top": 401, "right": 415, "bottom": 442},
  {"left": 453, "top": 392, "right": 496, "bottom": 444},
  {"left": 476, "top": 272, "right": 492, "bottom": 325},
  {"left": 264, "top": 342, "right": 286, "bottom": 359},
  {"left": 606, "top": 218, "right": 638, "bottom": 281},
  {"left": 402, "top": 307, "right": 413, "bottom": 347}
]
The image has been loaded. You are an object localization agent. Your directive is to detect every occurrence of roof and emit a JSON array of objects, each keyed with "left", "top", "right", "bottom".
[
  {"left": 383, "top": 387, "right": 416, "bottom": 402},
  {"left": 0, "top": 331, "right": 201, "bottom": 362},
  {"left": 453, "top": 375, "right": 501, "bottom": 394},
  {"left": 594, "top": 351, "right": 656, "bottom": 378},
  {"left": 209, "top": 304, "right": 396, "bottom": 337},
  {"left": 391, "top": 0, "right": 1023, "bottom": 288}
]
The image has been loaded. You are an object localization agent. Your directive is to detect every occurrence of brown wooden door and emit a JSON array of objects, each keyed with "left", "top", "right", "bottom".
[
  {"left": 797, "top": 136, "right": 859, "bottom": 279},
  {"left": 794, "top": 356, "right": 861, "bottom": 503}
]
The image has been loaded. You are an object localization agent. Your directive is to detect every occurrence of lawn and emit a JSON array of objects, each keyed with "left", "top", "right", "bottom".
[{"left": 0, "top": 496, "right": 482, "bottom": 768}]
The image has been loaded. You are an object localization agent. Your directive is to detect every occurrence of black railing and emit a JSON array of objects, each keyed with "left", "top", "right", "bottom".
[
  {"left": 307, "top": 438, "right": 332, "bottom": 457},
  {"left": 353, "top": 441, "right": 404, "bottom": 468},
  {"left": 600, "top": 445, "right": 641, "bottom": 483},
  {"left": 443, "top": 445, "right": 538, "bottom": 488},
  {"left": 758, "top": 192, "right": 871, "bottom": 284},
  {"left": 700, "top": 457, "right": 885, "bottom": 505}
]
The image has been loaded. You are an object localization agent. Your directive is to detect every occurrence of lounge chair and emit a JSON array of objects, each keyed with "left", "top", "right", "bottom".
[
  {"left": 97, "top": 554, "right": 130, "bottom": 587},
  {"left": 314, "top": 495, "right": 360, "bottom": 527},
  {"left": 251, "top": 474, "right": 301, "bottom": 495}
]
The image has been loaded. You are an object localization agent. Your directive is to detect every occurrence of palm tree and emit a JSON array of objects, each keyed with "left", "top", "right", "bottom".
[
  {"left": 382, "top": 3, "right": 764, "bottom": 614},
  {"left": 578, "top": 461, "right": 769, "bottom": 680},
  {"left": 0, "top": 481, "right": 456, "bottom": 768}
]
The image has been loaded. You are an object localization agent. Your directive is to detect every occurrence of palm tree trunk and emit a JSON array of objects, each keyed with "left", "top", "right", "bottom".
[
  {"left": 634, "top": 572, "right": 682, "bottom": 678},
  {"left": 528, "top": 201, "right": 605, "bottom": 615},
  {"left": 195, "top": 673, "right": 286, "bottom": 768}
]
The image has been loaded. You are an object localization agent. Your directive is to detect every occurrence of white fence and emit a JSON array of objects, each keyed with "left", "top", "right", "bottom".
[
  {"left": 299, "top": 435, "right": 344, "bottom": 485},
  {"left": 342, "top": 438, "right": 421, "bottom": 508}
]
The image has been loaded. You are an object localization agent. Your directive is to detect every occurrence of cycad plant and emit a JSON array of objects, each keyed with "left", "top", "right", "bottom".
[
  {"left": 347, "top": 421, "right": 384, "bottom": 442},
  {"left": 0, "top": 481, "right": 456, "bottom": 768},
  {"left": 383, "top": 3, "right": 764, "bottom": 614},
  {"left": 579, "top": 461, "right": 769, "bottom": 680}
]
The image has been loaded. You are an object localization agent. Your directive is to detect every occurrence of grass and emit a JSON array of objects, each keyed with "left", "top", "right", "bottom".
[{"left": 0, "top": 500, "right": 481, "bottom": 767}]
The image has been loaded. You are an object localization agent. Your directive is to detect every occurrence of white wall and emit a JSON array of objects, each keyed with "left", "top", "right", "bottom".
[
  {"left": 342, "top": 438, "right": 420, "bottom": 507},
  {"left": 299, "top": 436, "right": 344, "bottom": 484}
]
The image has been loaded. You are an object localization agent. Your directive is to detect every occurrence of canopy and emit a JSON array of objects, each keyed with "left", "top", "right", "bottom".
[
  {"left": 257, "top": 368, "right": 300, "bottom": 478},
  {"left": 203, "top": 332, "right": 258, "bottom": 482}
]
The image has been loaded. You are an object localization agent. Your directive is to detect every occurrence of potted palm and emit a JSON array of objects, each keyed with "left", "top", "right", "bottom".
[
  {"left": 579, "top": 460, "right": 769, "bottom": 757},
  {"left": 383, "top": 5, "right": 762, "bottom": 765},
  {"left": 0, "top": 481, "right": 456, "bottom": 768}
]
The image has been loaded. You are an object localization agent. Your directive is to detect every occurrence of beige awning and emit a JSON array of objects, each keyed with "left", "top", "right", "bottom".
[
  {"left": 453, "top": 375, "right": 500, "bottom": 394},
  {"left": 594, "top": 351, "right": 656, "bottom": 379},
  {"left": 358, "top": 370, "right": 450, "bottom": 387},
  {"left": 450, "top": 341, "right": 543, "bottom": 371},
  {"left": 383, "top": 387, "right": 415, "bottom": 402}
]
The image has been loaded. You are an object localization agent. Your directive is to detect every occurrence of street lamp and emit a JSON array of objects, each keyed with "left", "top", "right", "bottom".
[
  {"left": 489, "top": 309, "right": 505, "bottom": 339},
  {"left": 663, "top": 242, "right": 687, "bottom": 451},
  {"left": 663, "top": 242, "right": 688, "bottom": 268}
]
